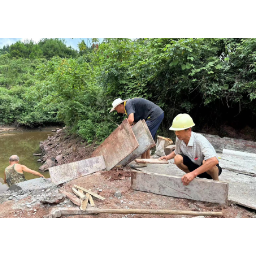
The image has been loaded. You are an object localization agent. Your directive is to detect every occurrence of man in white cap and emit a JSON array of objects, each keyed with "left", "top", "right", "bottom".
[
  {"left": 160, "top": 114, "right": 222, "bottom": 185},
  {"left": 110, "top": 97, "right": 164, "bottom": 159}
]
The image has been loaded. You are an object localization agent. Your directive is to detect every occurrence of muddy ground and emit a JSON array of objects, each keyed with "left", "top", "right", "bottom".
[{"left": 0, "top": 127, "right": 256, "bottom": 218}]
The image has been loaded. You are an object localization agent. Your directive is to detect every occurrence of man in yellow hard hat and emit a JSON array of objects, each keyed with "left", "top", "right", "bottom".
[
  {"left": 160, "top": 114, "right": 222, "bottom": 186},
  {"left": 110, "top": 97, "right": 164, "bottom": 159}
]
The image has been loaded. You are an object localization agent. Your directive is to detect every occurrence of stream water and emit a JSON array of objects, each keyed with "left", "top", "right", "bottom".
[{"left": 0, "top": 128, "right": 57, "bottom": 184}]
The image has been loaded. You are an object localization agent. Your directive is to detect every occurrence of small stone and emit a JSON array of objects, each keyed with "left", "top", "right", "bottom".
[
  {"left": 8, "top": 196, "right": 13, "bottom": 200},
  {"left": 98, "top": 189, "right": 102, "bottom": 192},
  {"left": 120, "top": 200, "right": 123, "bottom": 203},
  {"left": 27, "top": 205, "right": 32, "bottom": 208},
  {"left": 115, "top": 191, "right": 122, "bottom": 198}
]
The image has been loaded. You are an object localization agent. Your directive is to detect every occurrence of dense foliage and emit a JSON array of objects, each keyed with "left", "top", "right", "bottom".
[{"left": 0, "top": 38, "right": 256, "bottom": 142}]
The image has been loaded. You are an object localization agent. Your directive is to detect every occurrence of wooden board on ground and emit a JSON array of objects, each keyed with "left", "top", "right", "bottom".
[
  {"left": 135, "top": 159, "right": 168, "bottom": 164},
  {"left": 118, "top": 120, "right": 156, "bottom": 166},
  {"left": 91, "top": 119, "right": 139, "bottom": 170},
  {"left": 157, "top": 135, "right": 173, "bottom": 143},
  {"left": 74, "top": 185, "right": 105, "bottom": 200},
  {"left": 47, "top": 207, "right": 223, "bottom": 218},
  {"left": 49, "top": 155, "right": 106, "bottom": 185},
  {"left": 80, "top": 193, "right": 89, "bottom": 211},
  {"left": 131, "top": 170, "right": 229, "bottom": 205}
]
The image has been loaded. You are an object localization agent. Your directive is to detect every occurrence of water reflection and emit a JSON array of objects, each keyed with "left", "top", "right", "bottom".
[{"left": 0, "top": 129, "right": 54, "bottom": 182}]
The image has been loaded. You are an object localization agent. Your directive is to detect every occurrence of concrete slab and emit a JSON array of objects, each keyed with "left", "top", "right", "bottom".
[
  {"left": 49, "top": 155, "right": 106, "bottom": 185},
  {"left": 218, "top": 153, "right": 256, "bottom": 175},
  {"left": 14, "top": 178, "right": 55, "bottom": 191},
  {"left": 219, "top": 169, "right": 256, "bottom": 210},
  {"left": 135, "top": 162, "right": 256, "bottom": 210},
  {"left": 92, "top": 119, "right": 139, "bottom": 170},
  {"left": 118, "top": 120, "right": 155, "bottom": 166},
  {"left": 201, "top": 133, "right": 256, "bottom": 154},
  {"left": 131, "top": 170, "right": 229, "bottom": 204}
]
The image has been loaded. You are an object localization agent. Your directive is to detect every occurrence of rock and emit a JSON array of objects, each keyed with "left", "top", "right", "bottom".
[
  {"left": 8, "top": 196, "right": 13, "bottom": 200},
  {"left": 40, "top": 193, "right": 65, "bottom": 205},
  {"left": 39, "top": 164, "right": 49, "bottom": 172},
  {"left": 8, "top": 184, "right": 22, "bottom": 192},
  {"left": 115, "top": 191, "right": 122, "bottom": 198},
  {"left": 55, "top": 154, "right": 63, "bottom": 163},
  {"left": 98, "top": 189, "right": 102, "bottom": 192},
  {"left": 37, "top": 159, "right": 42, "bottom": 162},
  {"left": 188, "top": 203, "right": 200, "bottom": 211},
  {"left": 39, "top": 158, "right": 55, "bottom": 172}
]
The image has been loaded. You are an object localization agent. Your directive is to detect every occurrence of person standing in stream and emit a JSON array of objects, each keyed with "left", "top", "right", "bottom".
[
  {"left": 4, "top": 155, "right": 45, "bottom": 187},
  {"left": 110, "top": 97, "right": 164, "bottom": 159}
]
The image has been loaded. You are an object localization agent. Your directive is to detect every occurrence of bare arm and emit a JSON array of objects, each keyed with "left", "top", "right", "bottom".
[
  {"left": 21, "top": 165, "right": 45, "bottom": 178},
  {"left": 159, "top": 150, "right": 176, "bottom": 161},
  {"left": 181, "top": 157, "right": 219, "bottom": 185},
  {"left": 193, "top": 157, "right": 219, "bottom": 177},
  {"left": 127, "top": 113, "right": 134, "bottom": 126}
]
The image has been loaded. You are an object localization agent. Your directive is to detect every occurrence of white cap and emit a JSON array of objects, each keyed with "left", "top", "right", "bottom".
[{"left": 109, "top": 98, "right": 125, "bottom": 113}]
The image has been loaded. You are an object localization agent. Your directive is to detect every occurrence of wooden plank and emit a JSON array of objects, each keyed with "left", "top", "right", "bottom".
[
  {"left": 131, "top": 170, "right": 229, "bottom": 205},
  {"left": 157, "top": 135, "right": 173, "bottom": 143},
  {"left": 135, "top": 159, "right": 168, "bottom": 164},
  {"left": 72, "top": 187, "right": 86, "bottom": 200},
  {"left": 118, "top": 120, "right": 156, "bottom": 166},
  {"left": 49, "top": 155, "right": 106, "bottom": 185},
  {"left": 47, "top": 207, "right": 223, "bottom": 218},
  {"left": 80, "top": 193, "right": 90, "bottom": 211},
  {"left": 91, "top": 119, "right": 139, "bottom": 170},
  {"left": 60, "top": 190, "right": 81, "bottom": 206},
  {"left": 89, "top": 195, "right": 95, "bottom": 207},
  {"left": 74, "top": 185, "right": 105, "bottom": 200}
]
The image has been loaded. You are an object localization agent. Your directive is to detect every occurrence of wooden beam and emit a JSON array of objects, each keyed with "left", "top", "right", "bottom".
[
  {"left": 47, "top": 207, "right": 223, "bottom": 218},
  {"left": 80, "top": 193, "right": 90, "bottom": 211},
  {"left": 135, "top": 159, "right": 168, "bottom": 164},
  {"left": 72, "top": 187, "right": 86, "bottom": 200},
  {"left": 131, "top": 170, "right": 228, "bottom": 205},
  {"left": 89, "top": 195, "right": 95, "bottom": 207},
  {"left": 74, "top": 185, "right": 105, "bottom": 200},
  {"left": 157, "top": 135, "right": 173, "bottom": 143},
  {"left": 60, "top": 190, "right": 80, "bottom": 206}
]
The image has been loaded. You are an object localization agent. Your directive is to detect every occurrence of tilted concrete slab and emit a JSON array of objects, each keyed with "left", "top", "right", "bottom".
[
  {"left": 218, "top": 152, "right": 256, "bottom": 175},
  {"left": 219, "top": 168, "right": 256, "bottom": 210},
  {"left": 201, "top": 133, "right": 256, "bottom": 154},
  {"left": 118, "top": 120, "right": 155, "bottom": 166},
  {"left": 92, "top": 119, "right": 139, "bottom": 170},
  {"left": 135, "top": 161, "right": 256, "bottom": 210},
  {"left": 131, "top": 169, "right": 229, "bottom": 204},
  {"left": 49, "top": 155, "right": 106, "bottom": 185}
]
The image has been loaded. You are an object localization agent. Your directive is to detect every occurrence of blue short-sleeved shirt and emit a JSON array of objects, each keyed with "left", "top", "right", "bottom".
[{"left": 125, "top": 98, "right": 163, "bottom": 122}]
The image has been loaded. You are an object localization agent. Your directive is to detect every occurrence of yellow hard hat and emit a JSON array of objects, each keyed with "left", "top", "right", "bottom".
[{"left": 169, "top": 113, "right": 195, "bottom": 131}]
